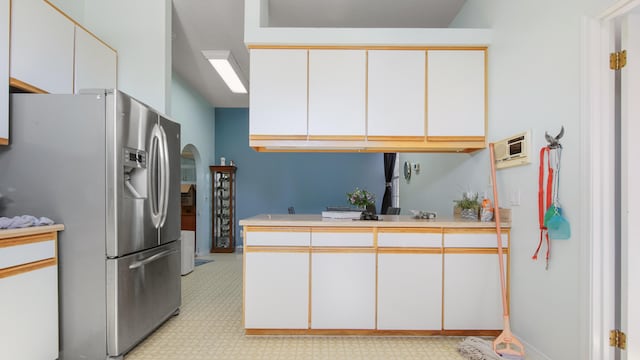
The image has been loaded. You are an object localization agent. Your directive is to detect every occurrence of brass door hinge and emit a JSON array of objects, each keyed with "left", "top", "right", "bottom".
[
  {"left": 610, "top": 329, "right": 627, "bottom": 349},
  {"left": 610, "top": 50, "right": 627, "bottom": 70}
]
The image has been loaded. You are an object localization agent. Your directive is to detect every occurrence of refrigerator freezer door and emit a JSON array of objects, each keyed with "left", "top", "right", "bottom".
[
  {"left": 106, "top": 241, "right": 181, "bottom": 357},
  {"left": 159, "top": 116, "right": 181, "bottom": 245},
  {"left": 107, "top": 91, "right": 160, "bottom": 257}
]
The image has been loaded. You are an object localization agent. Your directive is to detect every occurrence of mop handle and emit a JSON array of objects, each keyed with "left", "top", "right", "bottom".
[{"left": 489, "top": 143, "right": 509, "bottom": 317}]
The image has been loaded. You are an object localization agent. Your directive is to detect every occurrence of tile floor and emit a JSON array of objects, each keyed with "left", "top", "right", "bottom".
[{"left": 125, "top": 253, "right": 471, "bottom": 360}]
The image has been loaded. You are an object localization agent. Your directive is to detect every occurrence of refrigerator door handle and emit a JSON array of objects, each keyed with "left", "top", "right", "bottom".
[
  {"left": 158, "top": 125, "right": 170, "bottom": 227},
  {"left": 149, "top": 124, "right": 163, "bottom": 229},
  {"left": 128, "top": 249, "right": 179, "bottom": 270}
]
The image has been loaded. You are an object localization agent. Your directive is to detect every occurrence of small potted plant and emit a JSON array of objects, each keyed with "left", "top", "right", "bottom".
[
  {"left": 347, "top": 188, "right": 376, "bottom": 216},
  {"left": 454, "top": 192, "right": 480, "bottom": 220}
]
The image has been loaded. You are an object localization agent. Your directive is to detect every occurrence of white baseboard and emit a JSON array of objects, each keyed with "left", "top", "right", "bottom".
[{"left": 235, "top": 245, "right": 243, "bottom": 253}]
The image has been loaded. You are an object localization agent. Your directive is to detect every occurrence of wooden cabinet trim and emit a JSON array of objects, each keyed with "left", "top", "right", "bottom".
[
  {"left": 427, "top": 136, "right": 485, "bottom": 142},
  {"left": 44, "top": 0, "right": 116, "bottom": 52},
  {"left": 248, "top": 45, "right": 488, "bottom": 51},
  {"left": 9, "top": 77, "right": 47, "bottom": 93},
  {"left": 245, "top": 226, "right": 311, "bottom": 233},
  {"left": 250, "top": 135, "right": 308, "bottom": 141},
  {"left": 444, "top": 228, "right": 510, "bottom": 234},
  {"left": 311, "top": 227, "right": 374, "bottom": 234},
  {"left": 444, "top": 248, "right": 509, "bottom": 255},
  {"left": 0, "top": 232, "right": 57, "bottom": 248},
  {"left": 307, "top": 135, "right": 366, "bottom": 141},
  {"left": 366, "top": 136, "right": 425, "bottom": 142},
  {"left": 377, "top": 248, "right": 442, "bottom": 254},
  {"left": 245, "top": 247, "right": 309, "bottom": 253},
  {"left": 311, "top": 247, "right": 375, "bottom": 253},
  {"left": 0, "top": 138, "right": 8, "bottom": 145},
  {"left": 377, "top": 227, "right": 442, "bottom": 234},
  {"left": 0, "top": 257, "right": 56, "bottom": 279}
]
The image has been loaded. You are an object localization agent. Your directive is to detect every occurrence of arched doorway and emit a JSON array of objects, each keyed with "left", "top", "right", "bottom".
[{"left": 180, "top": 144, "right": 202, "bottom": 275}]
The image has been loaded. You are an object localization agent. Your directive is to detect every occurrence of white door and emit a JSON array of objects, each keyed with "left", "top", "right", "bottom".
[{"left": 620, "top": 12, "right": 640, "bottom": 360}]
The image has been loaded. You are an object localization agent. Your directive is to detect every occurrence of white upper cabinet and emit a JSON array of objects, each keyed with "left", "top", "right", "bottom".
[
  {"left": 308, "top": 49, "right": 366, "bottom": 137},
  {"left": 367, "top": 50, "right": 425, "bottom": 137},
  {"left": 74, "top": 26, "right": 117, "bottom": 93},
  {"left": 10, "top": 0, "right": 75, "bottom": 93},
  {"left": 427, "top": 50, "right": 486, "bottom": 138},
  {"left": 0, "top": 0, "right": 8, "bottom": 144},
  {"left": 250, "top": 49, "right": 308, "bottom": 136}
]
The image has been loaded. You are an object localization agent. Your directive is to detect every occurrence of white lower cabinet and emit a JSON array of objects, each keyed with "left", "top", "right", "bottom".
[
  {"left": 311, "top": 252, "right": 376, "bottom": 329},
  {"left": 0, "top": 265, "right": 58, "bottom": 360},
  {"left": 377, "top": 253, "right": 442, "bottom": 330},
  {"left": 443, "top": 252, "right": 506, "bottom": 330},
  {"left": 244, "top": 251, "right": 309, "bottom": 329}
]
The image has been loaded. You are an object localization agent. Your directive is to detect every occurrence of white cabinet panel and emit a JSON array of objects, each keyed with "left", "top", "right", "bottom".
[
  {"left": 10, "top": 0, "right": 74, "bottom": 93},
  {"left": 368, "top": 50, "right": 425, "bottom": 137},
  {"left": 427, "top": 50, "right": 485, "bottom": 137},
  {"left": 250, "top": 49, "right": 308, "bottom": 136},
  {"left": 0, "top": 239, "right": 55, "bottom": 268},
  {"left": 377, "top": 253, "right": 442, "bottom": 330},
  {"left": 245, "top": 252, "right": 309, "bottom": 329},
  {"left": 443, "top": 253, "right": 505, "bottom": 330},
  {"left": 311, "top": 252, "right": 375, "bottom": 329},
  {"left": 0, "top": 265, "right": 58, "bottom": 359},
  {"left": 308, "top": 50, "right": 366, "bottom": 137},
  {"left": 74, "top": 26, "right": 117, "bottom": 93},
  {"left": 311, "top": 231, "right": 373, "bottom": 247},
  {"left": 245, "top": 230, "right": 310, "bottom": 246},
  {"left": 0, "top": 0, "right": 8, "bottom": 144},
  {"left": 444, "top": 232, "right": 508, "bottom": 248},
  {"left": 377, "top": 231, "right": 441, "bottom": 248}
]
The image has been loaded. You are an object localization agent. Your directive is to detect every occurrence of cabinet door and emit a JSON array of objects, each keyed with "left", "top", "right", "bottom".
[
  {"left": 377, "top": 252, "right": 442, "bottom": 330},
  {"left": 10, "top": 0, "right": 74, "bottom": 93},
  {"left": 0, "top": 265, "right": 58, "bottom": 359},
  {"left": 368, "top": 50, "right": 425, "bottom": 137},
  {"left": 427, "top": 50, "right": 485, "bottom": 138},
  {"left": 308, "top": 50, "right": 366, "bottom": 137},
  {"left": 0, "top": 0, "right": 8, "bottom": 145},
  {"left": 245, "top": 251, "right": 309, "bottom": 329},
  {"left": 249, "top": 49, "right": 308, "bottom": 136},
  {"left": 74, "top": 26, "right": 117, "bottom": 93},
  {"left": 311, "top": 252, "right": 376, "bottom": 329},
  {"left": 443, "top": 252, "right": 506, "bottom": 330}
]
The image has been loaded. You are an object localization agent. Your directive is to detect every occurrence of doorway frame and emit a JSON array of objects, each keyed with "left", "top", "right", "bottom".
[{"left": 583, "top": 1, "right": 640, "bottom": 359}]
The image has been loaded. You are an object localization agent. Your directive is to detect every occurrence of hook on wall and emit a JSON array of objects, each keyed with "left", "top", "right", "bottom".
[{"left": 545, "top": 126, "right": 564, "bottom": 149}]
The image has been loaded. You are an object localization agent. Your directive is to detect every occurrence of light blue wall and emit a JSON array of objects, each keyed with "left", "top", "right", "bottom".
[
  {"left": 215, "top": 108, "right": 385, "bottom": 246},
  {"left": 171, "top": 73, "right": 216, "bottom": 255}
]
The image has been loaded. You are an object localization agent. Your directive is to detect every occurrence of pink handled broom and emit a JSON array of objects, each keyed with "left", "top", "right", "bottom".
[
  {"left": 490, "top": 142, "right": 526, "bottom": 359},
  {"left": 457, "top": 143, "right": 526, "bottom": 360}
]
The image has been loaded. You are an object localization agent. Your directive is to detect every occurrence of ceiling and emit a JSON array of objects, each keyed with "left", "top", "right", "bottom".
[{"left": 171, "top": 0, "right": 466, "bottom": 108}]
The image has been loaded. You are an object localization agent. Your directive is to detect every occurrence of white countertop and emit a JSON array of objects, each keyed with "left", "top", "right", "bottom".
[{"left": 239, "top": 214, "right": 509, "bottom": 228}]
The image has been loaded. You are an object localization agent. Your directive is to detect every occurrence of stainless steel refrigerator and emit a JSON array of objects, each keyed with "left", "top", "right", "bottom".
[{"left": 0, "top": 90, "right": 182, "bottom": 359}]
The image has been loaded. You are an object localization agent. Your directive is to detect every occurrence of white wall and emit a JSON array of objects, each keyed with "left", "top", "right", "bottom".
[
  {"left": 48, "top": 0, "right": 84, "bottom": 22},
  {"left": 171, "top": 73, "right": 216, "bottom": 256},
  {"left": 82, "top": 0, "right": 172, "bottom": 114},
  {"left": 400, "top": 1, "right": 615, "bottom": 359}
]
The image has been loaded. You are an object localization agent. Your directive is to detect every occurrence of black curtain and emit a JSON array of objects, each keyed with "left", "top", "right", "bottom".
[{"left": 381, "top": 153, "right": 396, "bottom": 214}]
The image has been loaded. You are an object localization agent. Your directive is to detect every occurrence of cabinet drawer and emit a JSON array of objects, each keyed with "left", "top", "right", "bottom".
[
  {"left": 245, "top": 230, "right": 311, "bottom": 247},
  {"left": 311, "top": 231, "right": 374, "bottom": 247},
  {"left": 0, "top": 239, "right": 55, "bottom": 269},
  {"left": 378, "top": 231, "right": 441, "bottom": 248},
  {"left": 444, "top": 232, "right": 508, "bottom": 248}
]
